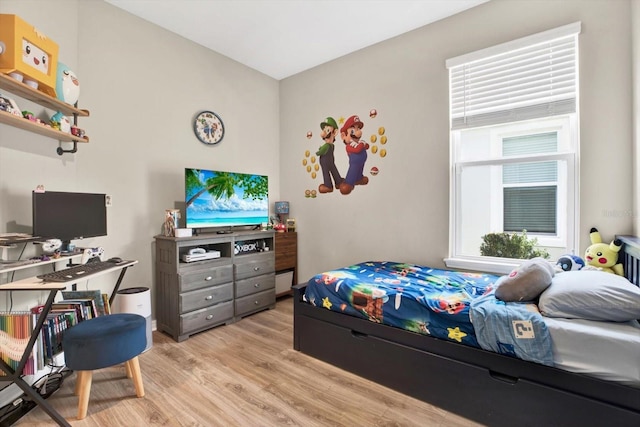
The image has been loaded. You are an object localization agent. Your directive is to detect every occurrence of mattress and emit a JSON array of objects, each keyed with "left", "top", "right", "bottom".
[{"left": 544, "top": 317, "right": 640, "bottom": 388}]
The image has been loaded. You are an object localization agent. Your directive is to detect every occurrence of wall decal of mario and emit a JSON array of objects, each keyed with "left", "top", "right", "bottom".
[
  {"left": 339, "top": 115, "right": 369, "bottom": 195},
  {"left": 316, "top": 117, "right": 343, "bottom": 193}
]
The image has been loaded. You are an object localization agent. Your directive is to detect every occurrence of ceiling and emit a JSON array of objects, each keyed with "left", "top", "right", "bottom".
[{"left": 104, "top": 0, "right": 488, "bottom": 80}]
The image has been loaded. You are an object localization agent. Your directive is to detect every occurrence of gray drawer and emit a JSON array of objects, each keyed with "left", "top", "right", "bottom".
[
  {"left": 180, "top": 300, "right": 233, "bottom": 333},
  {"left": 179, "top": 264, "right": 233, "bottom": 292},
  {"left": 234, "top": 254, "right": 275, "bottom": 280},
  {"left": 235, "top": 288, "right": 275, "bottom": 316},
  {"left": 235, "top": 273, "right": 275, "bottom": 298},
  {"left": 180, "top": 282, "right": 233, "bottom": 312}
]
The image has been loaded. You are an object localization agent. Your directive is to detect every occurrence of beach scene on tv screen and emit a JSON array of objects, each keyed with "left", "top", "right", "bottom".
[{"left": 185, "top": 169, "right": 269, "bottom": 228}]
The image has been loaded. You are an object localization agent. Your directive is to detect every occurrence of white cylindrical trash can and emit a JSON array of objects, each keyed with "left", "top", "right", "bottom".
[{"left": 114, "top": 287, "right": 152, "bottom": 352}]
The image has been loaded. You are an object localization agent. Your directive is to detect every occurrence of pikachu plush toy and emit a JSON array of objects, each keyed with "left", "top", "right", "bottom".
[{"left": 584, "top": 227, "right": 624, "bottom": 275}]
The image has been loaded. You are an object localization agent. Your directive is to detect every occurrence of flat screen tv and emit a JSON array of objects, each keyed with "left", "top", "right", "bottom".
[
  {"left": 32, "top": 191, "right": 107, "bottom": 247},
  {"left": 184, "top": 168, "right": 269, "bottom": 230}
]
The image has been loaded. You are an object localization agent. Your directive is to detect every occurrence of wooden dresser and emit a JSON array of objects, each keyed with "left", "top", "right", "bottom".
[
  {"left": 274, "top": 231, "right": 297, "bottom": 296},
  {"left": 154, "top": 230, "right": 275, "bottom": 342}
]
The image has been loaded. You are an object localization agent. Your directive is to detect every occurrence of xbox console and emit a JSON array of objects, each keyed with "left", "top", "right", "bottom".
[{"left": 181, "top": 247, "right": 220, "bottom": 262}]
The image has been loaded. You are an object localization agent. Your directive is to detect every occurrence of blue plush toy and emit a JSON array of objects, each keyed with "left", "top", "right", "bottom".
[
  {"left": 55, "top": 62, "right": 80, "bottom": 105},
  {"left": 555, "top": 254, "right": 585, "bottom": 272}
]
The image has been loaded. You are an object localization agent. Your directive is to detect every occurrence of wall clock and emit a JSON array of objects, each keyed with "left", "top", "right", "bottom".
[{"left": 193, "top": 111, "right": 225, "bottom": 145}]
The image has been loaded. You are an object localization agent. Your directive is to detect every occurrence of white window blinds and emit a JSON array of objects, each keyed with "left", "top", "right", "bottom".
[{"left": 447, "top": 22, "right": 581, "bottom": 130}]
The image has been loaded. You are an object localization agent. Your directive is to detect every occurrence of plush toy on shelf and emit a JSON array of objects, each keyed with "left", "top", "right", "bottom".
[
  {"left": 50, "top": 111, "right": 70, "bottom": 133},
  {"left": 0, "top": 14, "right": 60, "bottom": 97},
  {"left": 584, "top": 227, "right": 624, "bottom": 275},
  {"left": 55, "top": 62, "right": 80, "bottom": 105}
]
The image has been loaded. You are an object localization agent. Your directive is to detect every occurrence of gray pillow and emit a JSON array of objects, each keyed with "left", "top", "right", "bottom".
[
  {"left": 495, "top": 257, "right": 555, "bottom": 302},
  {"left": 539, "top": 270, "right": 640, "bottom": 322}
]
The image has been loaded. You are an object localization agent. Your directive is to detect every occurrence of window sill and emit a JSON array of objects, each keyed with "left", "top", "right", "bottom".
[{"left": 443, "top": 257, "right": 519, "bottom": 275}]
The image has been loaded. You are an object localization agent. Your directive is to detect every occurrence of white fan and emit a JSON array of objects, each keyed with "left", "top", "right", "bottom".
[{"left": 42, "top": 239, "right": 62, "bottom": 253}]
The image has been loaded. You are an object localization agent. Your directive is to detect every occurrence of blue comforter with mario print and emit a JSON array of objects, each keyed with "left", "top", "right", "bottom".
[{"left": 303, "top": 261, "right": 500, "bottom": 348}]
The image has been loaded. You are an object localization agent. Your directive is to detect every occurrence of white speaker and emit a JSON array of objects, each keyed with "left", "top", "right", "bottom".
[{"left": 114, "top": 287, "right": 152, "bottom": 352}]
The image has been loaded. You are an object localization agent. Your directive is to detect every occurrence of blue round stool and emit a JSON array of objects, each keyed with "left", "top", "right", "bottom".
[{"left": 63, "top": 313, "right": 146, "bottom": 420}]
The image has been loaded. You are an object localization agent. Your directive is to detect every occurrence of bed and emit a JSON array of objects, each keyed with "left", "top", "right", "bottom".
[{"left": 293, "top": 235, "right": 640, "bottom": 427}]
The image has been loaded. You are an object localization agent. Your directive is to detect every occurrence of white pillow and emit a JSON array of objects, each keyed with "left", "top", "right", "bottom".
[{"left": 538, "top": 270, "right": 640, "bottom": 322}]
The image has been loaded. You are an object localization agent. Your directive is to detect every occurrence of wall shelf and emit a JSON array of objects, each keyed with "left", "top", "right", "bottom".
[
  {"left": 0, "top": 73, "right": 90, "bottom": 153},
  {"left": 0, "top": 110, "right": 89, "bottom": 143}
]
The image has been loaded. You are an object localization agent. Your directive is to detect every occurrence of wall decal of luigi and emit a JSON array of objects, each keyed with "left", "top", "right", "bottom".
[{"left": 316, "top": 117, "right": 343, "bottom": 193}]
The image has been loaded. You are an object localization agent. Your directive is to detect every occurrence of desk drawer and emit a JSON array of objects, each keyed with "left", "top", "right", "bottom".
[
  {"left": 235, "top": 289, "right": 275, "bottom": 316},
  {"left": 235, "top": 273, "right": 275, "bottom": 298},
  {"left": 180, "top": 282, "right": 233, "bottom": 312},
  {"left": 179, "top": 264, "right": 233, "bottom": 292},
  {"left": 180, "top": 300, "right": 233, "bottom": 333}
]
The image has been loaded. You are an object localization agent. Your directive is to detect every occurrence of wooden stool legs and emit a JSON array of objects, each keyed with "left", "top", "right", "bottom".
[
  {"left": 75, "top": 371, "right": 93, "bottom": 420},
  {"left": 73, "top": 356, "right": 144, "bottom": 420},
  {"left": 126, "top": 356, "right": 145, "bottom": 397}
]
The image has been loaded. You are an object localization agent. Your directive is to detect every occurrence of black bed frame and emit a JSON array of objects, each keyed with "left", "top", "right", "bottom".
[{"left": 293, "top": 235, "right": 640, "bottom": 427}]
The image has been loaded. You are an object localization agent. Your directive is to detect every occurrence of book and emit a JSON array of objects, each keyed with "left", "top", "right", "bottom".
[
  {"left": 102, "top": 293, "right": 111, "bottom": 315},
  {"left": 62, "top": 290, "right": 106, "bottom": 317},
  {"left": 0, "top": 312, "right": 37, "bottom": 375}
]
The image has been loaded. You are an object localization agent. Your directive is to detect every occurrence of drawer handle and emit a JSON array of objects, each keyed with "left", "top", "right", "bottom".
[
  {"left": 206, "top": 314, "right": 214, "bottom": 320},
  {"left": 253, "top": 266, "right": 260, "bottom": 271},
  {"left": 254, "top": 300, "right": 259, "bottom": 305},
  {"left": 489, "top": 370, "right": 518, "bottom": 384},
  {"left": 351, "top": 330, "right": 368, "bottom": 339},
  {"left": 205, "top": 276, "right": 213, "bottom": 281},
  {"left": 254, "top": 283, "right": 260, "bottom": 288},
  {"left": 205, "top": 295, "right": 213, "bottom": 300}
]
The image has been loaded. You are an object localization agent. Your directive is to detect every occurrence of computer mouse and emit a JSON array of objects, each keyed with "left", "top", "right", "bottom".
[{"left": 108, "top": 257, "right": 123, "bottom": 263}]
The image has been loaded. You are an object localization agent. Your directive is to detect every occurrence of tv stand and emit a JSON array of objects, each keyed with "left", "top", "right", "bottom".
[
  {"left": 154, "top": 230, "right": 276, "bottom": 342},
  {"left": 216, "top": 230, "right": 233, "bottom": 234}
]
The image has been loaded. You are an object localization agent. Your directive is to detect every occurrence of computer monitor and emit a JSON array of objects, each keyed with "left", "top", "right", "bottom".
[{"left": 32, "top": 191, "right": 107, "bottom": 249}]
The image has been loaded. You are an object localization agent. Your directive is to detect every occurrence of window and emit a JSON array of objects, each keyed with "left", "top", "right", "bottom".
[{"left": 445, "top": 23, "right": 581, "bottom": 274}]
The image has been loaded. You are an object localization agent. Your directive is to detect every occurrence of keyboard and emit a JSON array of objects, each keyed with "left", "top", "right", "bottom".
[{"left": 37, "top": 259, "right": 130, "bottom": 282}]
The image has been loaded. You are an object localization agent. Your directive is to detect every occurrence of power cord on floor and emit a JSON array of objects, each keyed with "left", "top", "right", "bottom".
[
  {"left": 0, "top": 370, "right": 68, "bottom": 425},
  {"left": 30, "top": 371, "right": 65, "bottom": 400}
]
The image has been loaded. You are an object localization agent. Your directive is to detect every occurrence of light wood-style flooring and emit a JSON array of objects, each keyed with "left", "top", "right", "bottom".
[{"left": 13, "top": 297, "right": 482, "bottom": 426}]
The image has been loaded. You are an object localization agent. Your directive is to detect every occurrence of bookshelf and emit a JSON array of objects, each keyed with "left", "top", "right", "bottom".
[{"left": 0, "top": 260, "right": 138, "bottom": 427}]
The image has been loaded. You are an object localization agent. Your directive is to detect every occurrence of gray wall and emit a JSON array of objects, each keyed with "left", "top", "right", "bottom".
[
  {"left": 0, "top": 0, "right": 636, "bottom": 316},
  {"left": 280, "top": 0, "right": 636, "bottom": 281},
  {"left": 0, "top": 0, "right": 280, "bottom": 311}
]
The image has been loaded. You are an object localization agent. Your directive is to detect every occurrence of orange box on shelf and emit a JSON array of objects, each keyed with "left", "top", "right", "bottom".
[{"left": 0, "top": 14, "right": 59, "bottom": 97}]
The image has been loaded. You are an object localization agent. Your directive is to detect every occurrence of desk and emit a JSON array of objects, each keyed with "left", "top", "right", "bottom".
[
  {"left": 0, "top": 260, "right": 137, "bottom": 426},
  {"left": 0, "top": 254, "right": 82, "bottom": 284}
]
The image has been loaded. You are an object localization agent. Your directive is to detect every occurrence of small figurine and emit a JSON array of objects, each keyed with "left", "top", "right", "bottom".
[
  {"left": 50, "top": 111, "right": 71, "bottom": 133},
  {"left": 70, "top": 125, "right": 85, "bottom": 138},
  {"left": 22, "top": 110, "right": 36, "bottom": 121}
]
